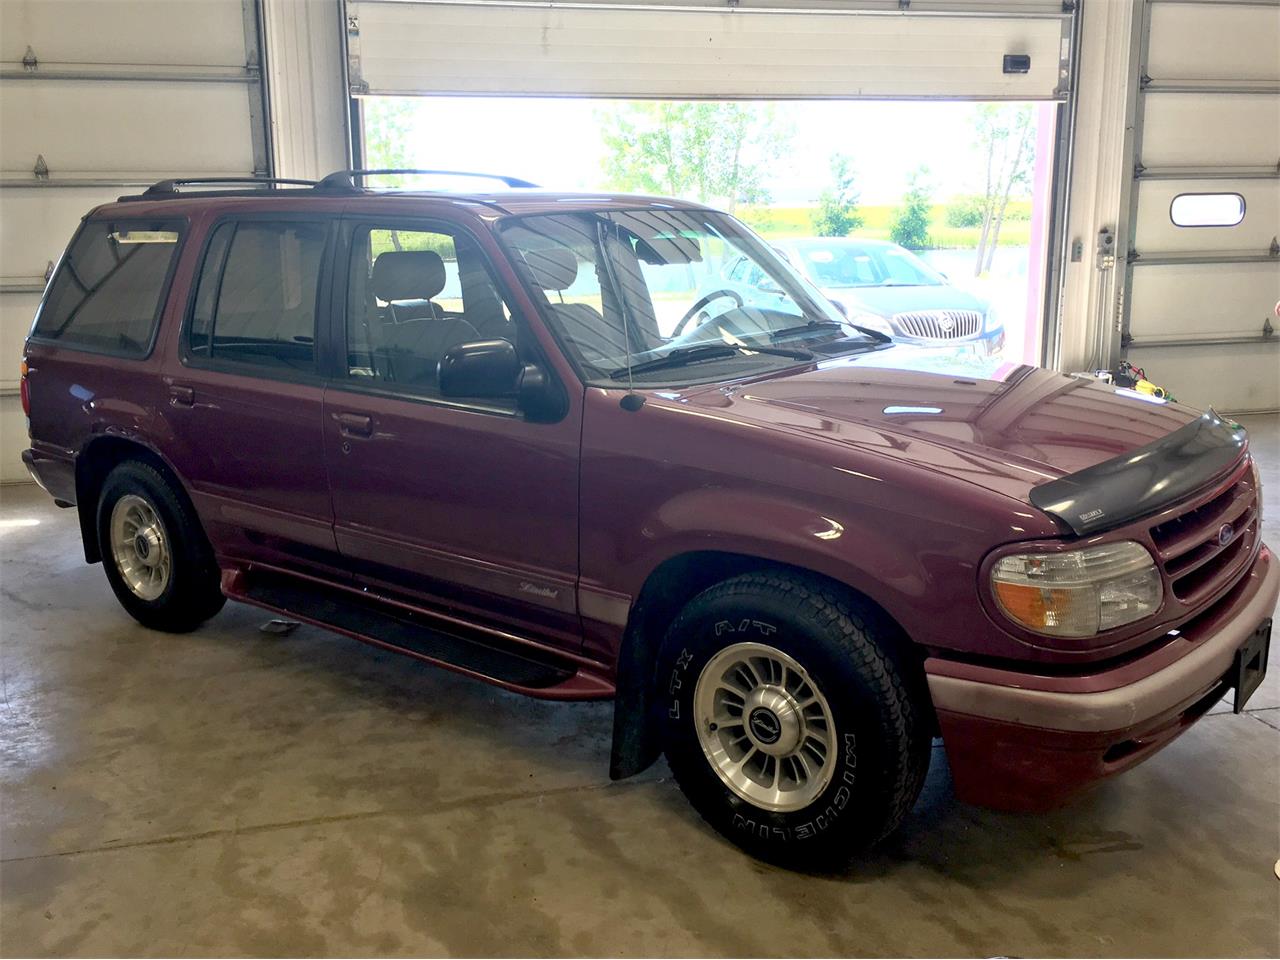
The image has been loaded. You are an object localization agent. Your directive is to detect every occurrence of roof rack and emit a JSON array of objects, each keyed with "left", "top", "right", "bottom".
[
  {"left": 315, "top": 168, "right": 540, "bottom": 192},
  {"left": 118, "top": 177, "right": 319, "bottom": 202}
]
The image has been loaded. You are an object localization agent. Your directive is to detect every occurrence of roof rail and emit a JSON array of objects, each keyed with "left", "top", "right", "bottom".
[
  {"left": 125, "top": 177, "right": 319, "bottom": 200},
  {"left": 316, "top": 169, "right": 540, "bottom": 192}
]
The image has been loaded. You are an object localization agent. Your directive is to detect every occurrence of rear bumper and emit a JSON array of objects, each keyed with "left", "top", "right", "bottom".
[
  {"left": 22, "top": 446, "right": 76, "bottom": 503},
  {"left": 927, "top": 544, "right": 1276, "bottom": 811}
]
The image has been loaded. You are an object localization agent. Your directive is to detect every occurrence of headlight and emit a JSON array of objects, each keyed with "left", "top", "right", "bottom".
[
  {"left": 849, "top": 312, "right": 894, "bottom": 337},
  {"left": 991, "top": 540, "right": 1162, "bottom": 638},
  {"left": 983, "top": 304, "right": 1002, "bottom": 332}
]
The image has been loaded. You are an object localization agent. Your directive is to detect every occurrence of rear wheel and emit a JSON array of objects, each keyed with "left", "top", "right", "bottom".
[
  {"left": 658, "top": 571, "right": 930, "bottom": 867},
  {"left": 97, "top": 460, "right": 224, "bottom": 632}
]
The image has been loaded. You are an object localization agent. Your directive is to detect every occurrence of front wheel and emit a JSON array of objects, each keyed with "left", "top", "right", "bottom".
[
  {"left": 97, "top": 460, "right": 225, "bottom": 633},
  {"left": 658, "top": 572, "right": 930, "bottom": 867}
]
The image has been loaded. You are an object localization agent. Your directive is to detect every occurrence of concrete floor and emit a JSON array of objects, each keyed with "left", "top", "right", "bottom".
[{"left": 1, "top": 416, "right": 1277, "bottom": 958}]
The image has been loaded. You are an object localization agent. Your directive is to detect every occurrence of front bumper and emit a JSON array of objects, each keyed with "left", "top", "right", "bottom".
[{"left": 927, "top": 544, "right": 1276, "bottom": 811}]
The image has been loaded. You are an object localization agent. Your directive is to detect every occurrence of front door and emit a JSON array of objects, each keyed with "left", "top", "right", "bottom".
[{"left": 320, "top": 216, "right": 581, "bottom": 647}]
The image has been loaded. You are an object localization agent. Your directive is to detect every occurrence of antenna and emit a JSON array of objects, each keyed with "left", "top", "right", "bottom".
[{"left": 595, "top": 218, "right": 643, "bottom": 410}]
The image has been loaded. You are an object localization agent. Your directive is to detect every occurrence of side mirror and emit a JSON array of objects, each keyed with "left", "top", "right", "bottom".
[
  {"left": 516, "top": 363, "right": 562, "bottom": 422},
  {"left": 439, "top": 339, "right": 520, "bottom": 398}
]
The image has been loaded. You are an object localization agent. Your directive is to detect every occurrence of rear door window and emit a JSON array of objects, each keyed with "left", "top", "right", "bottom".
[
  {"left": 33, "top": 219, "right": 184, "bottom": 357},
  {"left": 187, "top": 220, "right": 326, "bottom": 374}
]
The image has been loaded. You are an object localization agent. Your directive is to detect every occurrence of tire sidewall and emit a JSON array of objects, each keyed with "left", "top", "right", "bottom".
[
  {"left": 96, "top": 461, "right": 219, "bottom": 630},
  {"left": 659, "top": 584, "right": 913, "bottom": 862}
]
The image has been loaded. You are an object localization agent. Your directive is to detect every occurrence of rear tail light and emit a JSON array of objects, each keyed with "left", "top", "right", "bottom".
[{"left": 19, "top": 358, "right": 30, "bottom": 416}]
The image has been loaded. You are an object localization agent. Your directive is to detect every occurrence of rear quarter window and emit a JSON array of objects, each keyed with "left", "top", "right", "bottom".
[{"left": 32, "top": 219, "right": 184, "bottom": 357}]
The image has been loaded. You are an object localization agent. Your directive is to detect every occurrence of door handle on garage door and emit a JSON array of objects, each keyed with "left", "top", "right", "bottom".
[{"left": 335, "top": 412, "right": 374, "bottom": 437}]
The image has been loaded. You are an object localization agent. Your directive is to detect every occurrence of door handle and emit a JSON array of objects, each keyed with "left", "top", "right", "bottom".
[
  {"left": 335, "top": 412, "right": 374, "bottom": 438},
  {"left": 169, "top": 384, "right": 195, "bottom": 407}
]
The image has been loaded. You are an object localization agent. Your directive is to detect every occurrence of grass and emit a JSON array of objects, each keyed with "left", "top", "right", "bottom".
[{"left": 736, "top": 202, "right": 1033, "bottom": 249}]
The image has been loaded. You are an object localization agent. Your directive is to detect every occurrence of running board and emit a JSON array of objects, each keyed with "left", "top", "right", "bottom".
[{"left": 222, "top": 566, "right": 614, "bottom": 700}]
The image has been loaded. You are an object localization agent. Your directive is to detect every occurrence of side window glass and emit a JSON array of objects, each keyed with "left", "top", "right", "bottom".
[
  {"left": 188, "top": 221, "right": 324, "bottom": 373},
  {"left": 345, "top": 225, "right": 514, "bottom": 400},
  {"left": 34, "top": 219, "right": 183, "bottom": 356},
  {"left": 188, "top": 222, "right": 235, "bottom": 359}
]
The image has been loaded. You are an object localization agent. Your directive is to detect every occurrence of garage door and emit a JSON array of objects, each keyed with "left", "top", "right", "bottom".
[
  {"left": 346, "top": 0, "right": 1073, "bottom": 100},
  {"left": 0, "top": 0, "right": 270, "bottom": 481},
  {"left": 1120, "top": 0, "right": 1280, "bottom": 413}
]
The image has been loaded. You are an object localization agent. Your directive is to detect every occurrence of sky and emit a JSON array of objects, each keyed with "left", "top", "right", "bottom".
[{"left": 365, "top": 97, "right": 1049, "bottom": 206}]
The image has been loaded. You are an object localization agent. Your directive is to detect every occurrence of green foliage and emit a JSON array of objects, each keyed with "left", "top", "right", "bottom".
[
  {"left": 971, "top": 103, "right": 1036, "bottom": 273},
  {"left": 361, "top": 99, "right": 418, "bottom": 187},
  {"left": 598, "top": 102, "right": 791, "bottom": 210},
  {"left": 944, "top": 195, "right": 986, "bottom": 228},
  {"left": 889, "top": 167, "right": 934, "bottom": 250},
  {"left": 812, "top": 154, "right": 864, "bottom": 237}
]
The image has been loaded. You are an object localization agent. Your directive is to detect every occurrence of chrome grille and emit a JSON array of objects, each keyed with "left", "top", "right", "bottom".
[
  {"left": 890, "top": 309, "right": 983, "bottom": 341},
  {"left": 1149, "top": 466, "right": 1259, "bottom": 604}
]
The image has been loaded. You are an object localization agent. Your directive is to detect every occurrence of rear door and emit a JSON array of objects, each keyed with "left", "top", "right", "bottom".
[
  {"left": 320, "top": 214, "right": 582, "bottom": 647},
  {"left": 164, "top": 213, "right": 341, "bottom": 572}
]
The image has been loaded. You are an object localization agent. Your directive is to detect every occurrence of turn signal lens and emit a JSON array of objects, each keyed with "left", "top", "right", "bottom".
[{"left": 991, "top": 541, "right": 1161, "bottom": 638}]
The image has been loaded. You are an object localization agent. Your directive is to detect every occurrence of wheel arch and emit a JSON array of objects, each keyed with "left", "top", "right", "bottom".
[
  {"left": 75, "top": 435, "right": 194, "bottom": 564},
  {"left": 608, "top": 549, "right": 926, "bottom": 781}
]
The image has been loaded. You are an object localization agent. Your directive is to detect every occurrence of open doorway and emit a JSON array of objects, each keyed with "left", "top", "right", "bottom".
[{"left": 360, "top": 97, "right": 1057, "bottom": 374}]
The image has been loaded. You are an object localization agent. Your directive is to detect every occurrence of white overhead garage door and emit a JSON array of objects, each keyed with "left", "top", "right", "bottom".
[
  {"left": 346, "top": 0, "right": 1073, "bottom": 101},
  {"left": 0, "top": 0, "right": 270, "bottom": 482},
  {"left": 1120, "top": 0, "right": 1280, "bottom": 413}
]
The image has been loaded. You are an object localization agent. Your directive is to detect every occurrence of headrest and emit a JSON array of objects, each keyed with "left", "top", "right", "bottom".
[
  {"left": 372, "top": 251, "right": 446, "bottom": 302},
  {"left": 522, "top": 246, "right": 579, "bottom": 292}
]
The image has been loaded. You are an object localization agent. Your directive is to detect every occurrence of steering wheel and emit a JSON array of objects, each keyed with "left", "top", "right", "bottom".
[{"left": 671, "top": 289, "right": 744, "bottom": 338}]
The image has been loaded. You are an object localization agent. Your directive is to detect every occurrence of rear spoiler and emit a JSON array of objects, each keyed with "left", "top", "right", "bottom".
[{"left": 1029, "top": 410, "right": 1247, "bottom": 536}]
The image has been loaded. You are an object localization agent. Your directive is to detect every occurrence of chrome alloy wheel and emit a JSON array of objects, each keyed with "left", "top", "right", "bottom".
[
  {"left": 693, "top": 642, "right": 837, "bottom": 812},
  {"left": 109, "top": 494, "right": 171, "bottom": 602}
]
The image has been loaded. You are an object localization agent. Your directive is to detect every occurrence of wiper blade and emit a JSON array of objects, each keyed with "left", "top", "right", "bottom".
[
  {"left": 769, "top": 319, "right": 891, "bottom": 345},
  {"left": 609, "top": 343, "right": 813, "bottom": 379}
]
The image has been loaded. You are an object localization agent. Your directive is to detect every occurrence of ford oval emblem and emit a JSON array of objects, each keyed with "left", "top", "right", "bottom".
[{"left": 1218, "top": 522, "right": 1234, "bottom": 547}]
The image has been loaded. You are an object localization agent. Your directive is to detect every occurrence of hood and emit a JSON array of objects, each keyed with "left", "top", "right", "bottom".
[
  {"left": 818, "top": 283, "right": 987, "bottom": 317},
  {"left": 670, "top": 348, "right": 1204, "bottom": 506}
]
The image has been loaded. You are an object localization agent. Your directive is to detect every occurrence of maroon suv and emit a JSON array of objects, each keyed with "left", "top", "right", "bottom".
[{"left": 20, "top": 173, "right": 1274, "bottom": 866}]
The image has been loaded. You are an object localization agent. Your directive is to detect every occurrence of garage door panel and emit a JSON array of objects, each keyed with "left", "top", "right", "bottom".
[
  {"left": 352, "top": 2, "right": 1067, "bottom": 98},
  {"left": 1, "top": 82, "right": 254, "bottom": 177},
  {"left": 0, "top": 190, "right": 124, "bottom": 280},
  {"left": 0, "top": 0, "right": 248, "bottom": 69},
  {"left": 569, "top": 0, "right": 1065, "bottom": 10},
  {"left": 1134, "top": 179, "right": 1280, "bottom": 254},
  {"left": 0, "top": 295, "right": 43, "bottom": 388},
  {"left": 1128, "top": 262, "right": 1280, "bottom": 339},
  {"left": 0, "top": 397, "right": 30, "bottom": 483},
  {"left": 1147, "top": 3, "right": 1280, "bottom": 83},
  {"left": 1126, "top": 344, "right": 1280, "bottom": 413},
  {"left": 1140, "top": 94, "right": 1280, "bottom": 168}
]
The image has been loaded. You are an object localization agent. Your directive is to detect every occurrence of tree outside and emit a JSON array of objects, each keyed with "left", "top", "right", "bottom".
[
  {"left": 361, "top": 98, "right": 417, "bottom": 187},
  {"left": 972, "top": 103, "right": 1035, "bottom": 275},
  {"left": 597, "top": 102, "right": 791, "bottom": 213},
  {"left": 812, "top": 153, "right": 864, "bottom": 237},
  {"left": 889, "top": 166, "right": 934, "bottom": 250}
]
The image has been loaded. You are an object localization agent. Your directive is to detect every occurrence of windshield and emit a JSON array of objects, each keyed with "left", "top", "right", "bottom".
[
  {"left": 790, "top": 241, "right": 945, "bottom": 289},
  {"left": 500, "top": 209, "right": 876, "bottom": 386}
]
